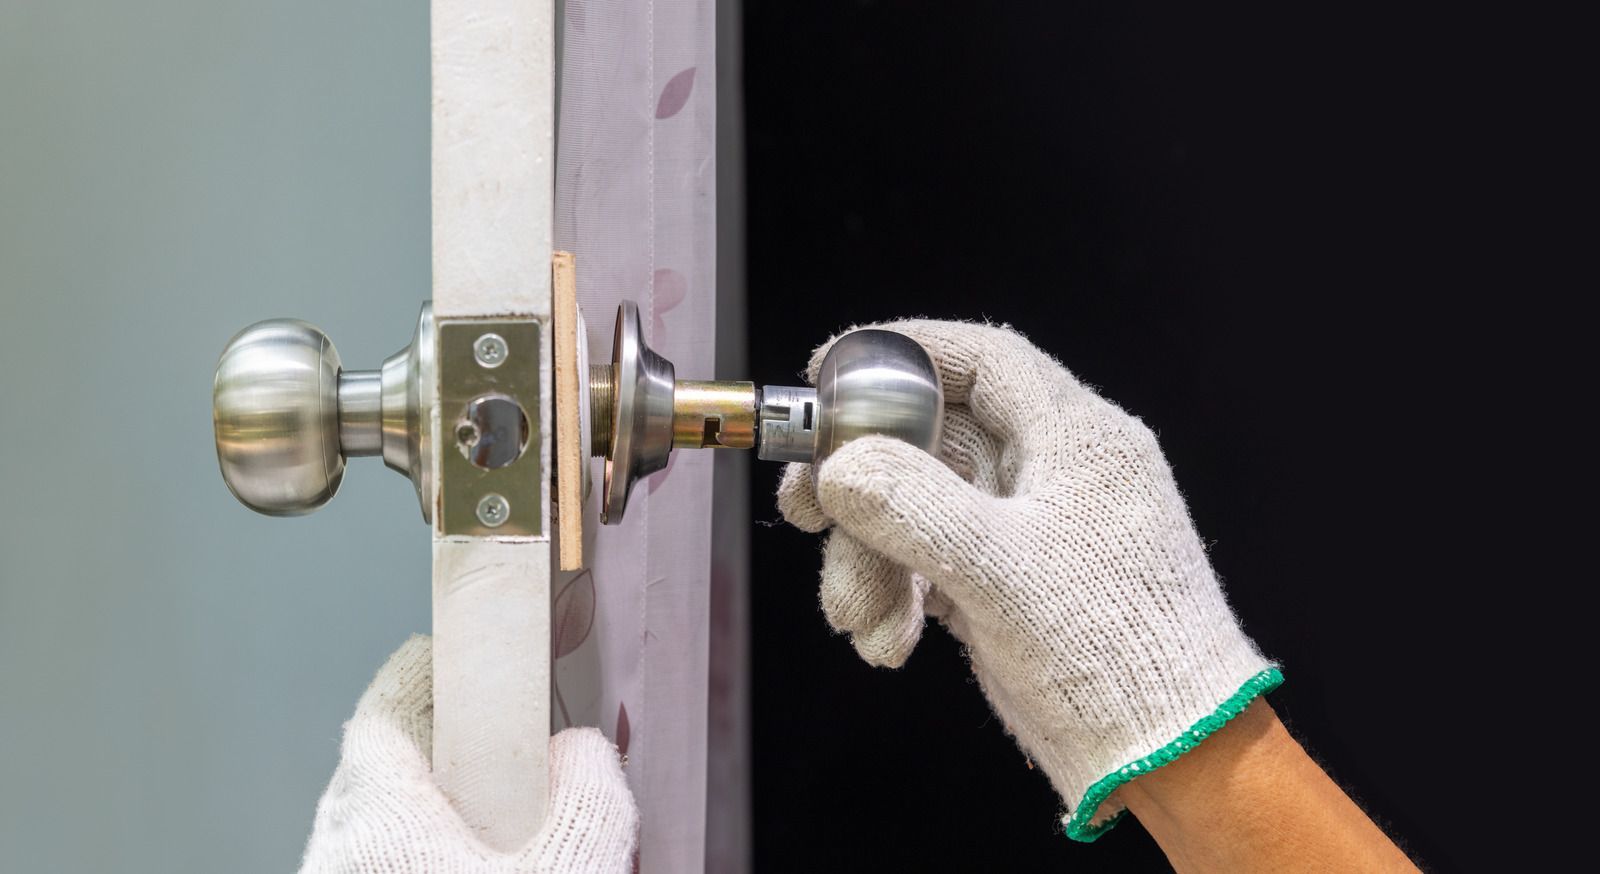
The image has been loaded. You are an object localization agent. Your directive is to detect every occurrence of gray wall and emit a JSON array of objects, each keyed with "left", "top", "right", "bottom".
[{"left": 1, "top": 2, "right": 435, "bottom": 869}]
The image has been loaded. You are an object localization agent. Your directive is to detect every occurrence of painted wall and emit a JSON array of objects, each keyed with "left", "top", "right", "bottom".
[{"left": 0, "top": 2, "right": 434, "bottom": 870}]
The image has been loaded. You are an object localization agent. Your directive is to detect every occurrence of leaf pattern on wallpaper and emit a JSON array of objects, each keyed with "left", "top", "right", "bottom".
[
  {"left": 553, "top": 570, "right": 596, "bottom": 659},
  {"left": 550, "top": 569, "right": 595, "bottom": 727},
  {"left": 616, "top": 701, "right": 632, "bottom": 758},
  {"left": 654, "top": 67, "right": 696, "bottom": 119},
  {"left": 651, "top": 267, "right": 688, "bottom": 341}
]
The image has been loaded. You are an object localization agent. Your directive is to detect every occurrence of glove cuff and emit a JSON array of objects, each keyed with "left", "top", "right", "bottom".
[{"left": 1059, "top": 666, "right": 1285, "bottom": 842}]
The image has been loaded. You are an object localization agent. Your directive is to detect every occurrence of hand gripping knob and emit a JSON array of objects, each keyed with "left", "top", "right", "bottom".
[{"left": 212, "top": 304, "right": 434, "bottom": 518}]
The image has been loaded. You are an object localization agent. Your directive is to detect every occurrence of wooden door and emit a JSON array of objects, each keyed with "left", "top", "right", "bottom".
[{"left": 429, "top": 0, "right": 556, "bottom": 849}]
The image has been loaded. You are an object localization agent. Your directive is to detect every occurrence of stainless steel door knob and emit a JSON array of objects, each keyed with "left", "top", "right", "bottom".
[
  {"left": 777, "top": 328, "right": 944, "bottom": 468},
  {"left": 588, "top": 304, "right": 944, "bottom": 524},
  {"left": 212, "top": 304, "right": 434, "bottom": 518}
]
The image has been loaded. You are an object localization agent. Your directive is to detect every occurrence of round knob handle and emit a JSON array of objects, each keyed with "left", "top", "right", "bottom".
[
  {"left": 813, "top": 329, "right": 943, "bottom": 465},
  {"left": 212, "top": 320, "right": 345, "bottom": 515},
  {"left": 755, "top": 330, "right": 944, "bottom": 466},
  {"left": 212, "top": 304, "right": 435, "bottom": 519}
]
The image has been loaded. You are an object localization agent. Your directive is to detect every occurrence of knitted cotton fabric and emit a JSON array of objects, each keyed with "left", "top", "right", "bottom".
[
  {"left": 778, "top": 320, "right": 1279, "bottom": 840},
  {"left": 299, "top": 636, "right": 638, "bottom": 872}
]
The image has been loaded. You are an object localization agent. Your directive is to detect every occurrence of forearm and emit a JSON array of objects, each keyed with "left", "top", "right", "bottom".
[{"left": 1118, "top": 700, "right": 1416, "bottom": 873}]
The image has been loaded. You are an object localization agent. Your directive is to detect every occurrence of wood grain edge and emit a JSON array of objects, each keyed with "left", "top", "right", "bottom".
[{"left": 552, "top": 250, "right": 585, "bottom": 570}]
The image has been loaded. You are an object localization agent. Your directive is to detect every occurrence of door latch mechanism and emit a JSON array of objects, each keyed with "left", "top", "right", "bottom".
[{"left": 212, "top": 288, "right": 943, "bottom": 545}]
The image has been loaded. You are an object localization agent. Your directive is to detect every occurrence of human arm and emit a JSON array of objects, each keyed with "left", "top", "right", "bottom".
[
  {"left": 778, "top": 320, "right": 1414, "bottom": 868},
  {"left": 1120, "top": 699, "right": 1413, "bottom": 872}
]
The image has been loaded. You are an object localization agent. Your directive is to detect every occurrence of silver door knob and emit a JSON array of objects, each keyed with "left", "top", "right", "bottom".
[
  {"left": 589, "top": 303, "right": 944, "bottom": 523},
  {"left": 763, "top": 328, "right": 944, "bottom": 467},
  {"left": 212, "top": 304, "right": 434, "bottom": 518}
]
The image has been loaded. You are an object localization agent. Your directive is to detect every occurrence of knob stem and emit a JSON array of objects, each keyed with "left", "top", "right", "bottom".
[{"left": 338, "top": 371, "right": 383, "bottom": 456}]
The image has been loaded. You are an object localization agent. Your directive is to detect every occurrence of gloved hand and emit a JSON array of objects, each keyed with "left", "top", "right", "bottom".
[
  {"left": 778, "top": 320, "right": 1280, "bottom": 841},
  {"left": 299, "top": 636, "right": 637, "bottom": 873}
]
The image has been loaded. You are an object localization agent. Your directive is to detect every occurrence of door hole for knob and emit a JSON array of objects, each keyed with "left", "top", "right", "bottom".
[{"left": 456, "top": 393, "right": 530, "bottom": 470}]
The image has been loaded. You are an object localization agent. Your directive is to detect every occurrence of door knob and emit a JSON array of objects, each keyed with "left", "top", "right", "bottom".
[
  {"left": 212, "top": 304, "right": 434, "bottom": 518},
  {"left": 591, "top": 301, "right": 943, "bottom": 523}
]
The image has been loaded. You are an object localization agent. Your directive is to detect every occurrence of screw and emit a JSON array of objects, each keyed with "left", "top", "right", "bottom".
[
  {"left": 474, "top": 333, "right": 508, "bottom": 368},
  {"left": 476, "top": 493, "right": 510, "bottom": 527}
]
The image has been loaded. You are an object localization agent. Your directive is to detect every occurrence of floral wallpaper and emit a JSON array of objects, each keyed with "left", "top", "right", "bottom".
[{"left": 552, "top": 1, "right": 725, "bottom": 871}]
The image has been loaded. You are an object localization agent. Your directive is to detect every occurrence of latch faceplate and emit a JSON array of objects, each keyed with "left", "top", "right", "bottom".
[{"left": 436, "top": 319, "right": 542, "bottom": 538}]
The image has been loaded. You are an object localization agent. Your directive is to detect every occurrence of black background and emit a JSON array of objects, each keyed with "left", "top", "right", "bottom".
[{"left": 741, "top": 3, "right": 1554, "bottom": 871}]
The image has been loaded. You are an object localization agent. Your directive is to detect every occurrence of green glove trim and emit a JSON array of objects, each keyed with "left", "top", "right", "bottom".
[{"left": 1062, "top": 667, "right": 1285, "bottom": 842}]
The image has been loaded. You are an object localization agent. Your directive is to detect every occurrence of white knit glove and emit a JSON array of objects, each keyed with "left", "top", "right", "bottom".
[
  {"left": 299, "top": 636, "right": 637, "bottom": 873},
  {"left": 778, "top": 320, "right": 1280, "bottom": 841}
]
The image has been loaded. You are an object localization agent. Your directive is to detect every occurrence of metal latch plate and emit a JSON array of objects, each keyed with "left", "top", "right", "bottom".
[{"left": 437, "top": 319, "right": 542, "bottom": 538}]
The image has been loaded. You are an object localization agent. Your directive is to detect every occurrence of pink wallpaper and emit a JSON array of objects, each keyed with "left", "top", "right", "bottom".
[{"left": 552, "top": 1, "right": 726, "bottom": 871}]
